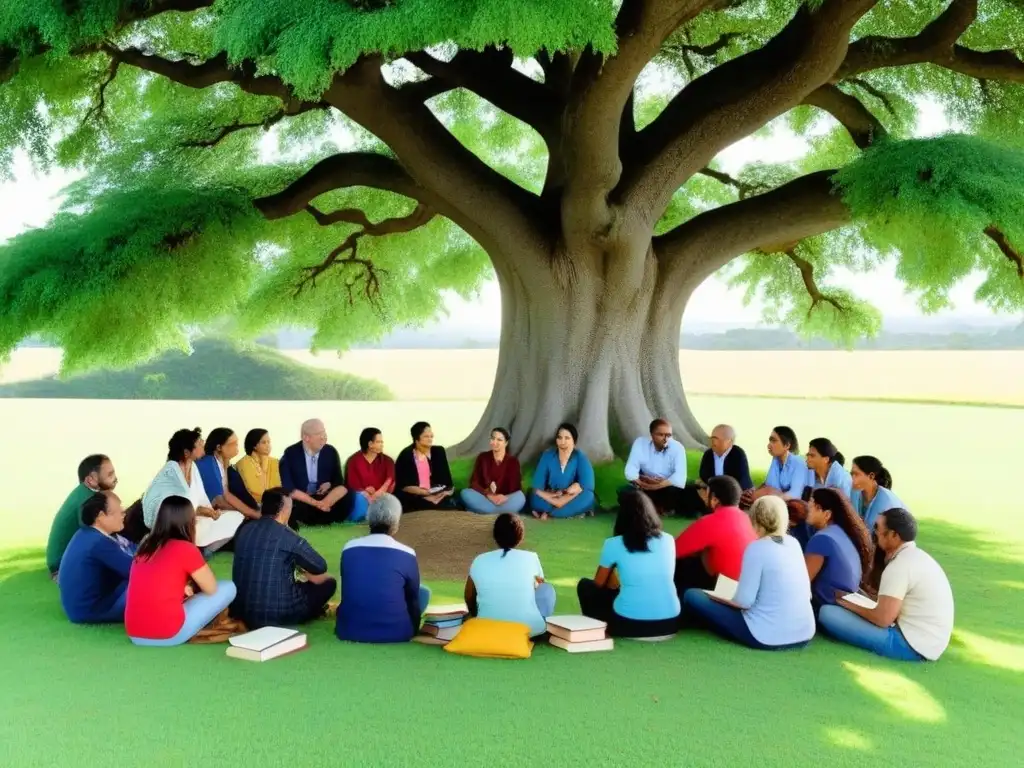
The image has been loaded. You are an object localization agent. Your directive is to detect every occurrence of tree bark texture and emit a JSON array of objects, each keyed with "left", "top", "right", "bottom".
[{"left": 450, "top": 240, "right": 707, "bottom": 463}]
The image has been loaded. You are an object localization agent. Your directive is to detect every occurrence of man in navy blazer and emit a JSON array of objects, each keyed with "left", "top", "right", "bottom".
[
  {"left": 699, "top": 424, "right": 754, "bottom": 491},
  {"left": 280, "top": 419, "right": 348, "bottom": 527}
]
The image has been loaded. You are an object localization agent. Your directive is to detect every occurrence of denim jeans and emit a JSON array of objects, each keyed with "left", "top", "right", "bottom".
[
  {"left": 460, "top": 489, "right": 527, "bottom": 515},
  {"left": 129, "top": 580, "right": 237, "bottom": 647},
  {"left": 530, "top": 490, "right": 596, "bottom": 518},
  {"left": 682, "top": 589, "right": 808, "bottom": 651},
  {"left": 818, "top": 605, "right": 925, "bottom": 661},
  {"left": 347, "top": 492, "right": 370, "bottom": 522},
  {"left": 534, "top": 582, "right": 556, "bottom": 619}
]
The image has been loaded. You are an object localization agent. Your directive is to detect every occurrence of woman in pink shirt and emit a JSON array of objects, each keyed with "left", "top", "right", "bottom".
[
  {"left": 673, "top": 476, "right": 756, "bottom": 598},
  {"left": 394, "top": 421, "right": 457, "bottom": 512}
]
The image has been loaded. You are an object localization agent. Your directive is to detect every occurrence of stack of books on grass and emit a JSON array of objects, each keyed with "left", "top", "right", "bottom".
[
  {"left": 225, "top": 626, "right": 307, "bottom": 663},
  {"left": 414, "top": 603, "right": 469, "bottom": 645},
  {"left": 546, "top": 615, "right": 613, "bottom": 653}
]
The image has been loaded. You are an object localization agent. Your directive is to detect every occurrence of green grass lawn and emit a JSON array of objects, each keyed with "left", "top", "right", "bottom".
[{"left": 1, "top": 397, "right": 1022, "bottom": 767}]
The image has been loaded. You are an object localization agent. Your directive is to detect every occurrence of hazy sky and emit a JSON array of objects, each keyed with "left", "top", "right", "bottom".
[{"left": 0, "top": 98, "right": 1002, "bottom": 337}]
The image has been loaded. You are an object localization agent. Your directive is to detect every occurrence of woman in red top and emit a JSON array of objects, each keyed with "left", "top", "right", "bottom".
[
  {"left": 673, "top": 476, "right": 756, "bottom": 598},
  {"left": 460, "top": 428, "right": 526, "bottom": 514},
  {"left": 344, "top": 427, "right": 397, "bottom": 523},
  {"left": 125, "top": 496, "right": 237, "bottom": 646}
]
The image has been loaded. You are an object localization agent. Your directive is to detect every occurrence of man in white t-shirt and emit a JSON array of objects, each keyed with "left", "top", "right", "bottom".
[{"left": 818, "top": 507, "right": 954, "bottom": 661}]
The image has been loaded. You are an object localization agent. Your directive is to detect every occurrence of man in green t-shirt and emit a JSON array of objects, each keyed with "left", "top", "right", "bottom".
[{"left": 46, "top": 455, "right": 119, "bottom": 579}]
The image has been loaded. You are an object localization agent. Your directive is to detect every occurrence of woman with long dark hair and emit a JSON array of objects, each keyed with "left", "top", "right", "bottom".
[
  {"left": 805, "top": 488, "right": 873, "bottom": 613},
  {"left": 576, "top": 489, "right": 680, "bottom": 637},
  {"left": 124, "top": 496, "right": 238, "bottom": 646}
]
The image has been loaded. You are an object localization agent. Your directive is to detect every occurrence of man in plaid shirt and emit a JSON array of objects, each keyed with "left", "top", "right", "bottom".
[{"left": 231, "top": 488, "right": 336, "bottom": 629}]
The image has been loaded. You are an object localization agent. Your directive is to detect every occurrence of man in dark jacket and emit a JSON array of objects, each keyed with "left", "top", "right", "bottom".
[{"left": 280, "top": 419, "right": 348, "bottom": 527}]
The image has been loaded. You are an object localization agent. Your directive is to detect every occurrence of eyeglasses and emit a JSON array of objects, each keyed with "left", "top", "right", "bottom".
[{"left": 655, "top": 432, "right": 673, "bottom": 438}]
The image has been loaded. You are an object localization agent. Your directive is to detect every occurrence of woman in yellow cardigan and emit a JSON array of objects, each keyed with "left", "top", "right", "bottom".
[{"left": 235, "top": 428, "right": 282, "bottom": 504}]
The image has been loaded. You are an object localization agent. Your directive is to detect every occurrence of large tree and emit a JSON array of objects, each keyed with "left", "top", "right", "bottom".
[{"left": 2, "top": 0, "right": 1023, "bottom": 461}]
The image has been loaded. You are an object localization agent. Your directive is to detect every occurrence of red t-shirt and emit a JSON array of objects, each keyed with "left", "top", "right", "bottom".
[
  {"left": 345, "top": 452, "right": 396, "bottom": 494},
  {"left": 125, "top": 539, "right": 207, "bottom": 640},
  {"left": 674, "top": 506, "right": 756, "bottom": 580}
]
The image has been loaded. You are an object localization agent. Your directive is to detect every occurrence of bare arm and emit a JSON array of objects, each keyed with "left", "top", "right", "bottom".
[
  {"left": 805, "top": 553, "right": 825, "bottom": 582},
  {"left": 189, "top": 564, "right": 218, "bottom": 595},
  {"left": 464, "top": 575, "right": 478, "bottom": 616}
]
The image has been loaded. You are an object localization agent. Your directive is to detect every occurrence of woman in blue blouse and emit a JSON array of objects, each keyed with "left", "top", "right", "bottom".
[
  {"left": 805, "top": 437, "right": 852, "bottom": 498},
  {"left": 741, "top": 426, "right": 807, "bottom": 508},
  {"left": 849, "top": 456, "right": 902, "bottom": 529},
  {"left": 529, "top": 423, "right": 596, "bottom": 519},
  {"left": 681, "top": 496, "right": 815, "bottom": 650}
]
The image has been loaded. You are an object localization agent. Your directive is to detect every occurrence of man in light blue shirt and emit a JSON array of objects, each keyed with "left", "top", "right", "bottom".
[{"left": 623, "top": 419, "right": 688, "bottom": 516}]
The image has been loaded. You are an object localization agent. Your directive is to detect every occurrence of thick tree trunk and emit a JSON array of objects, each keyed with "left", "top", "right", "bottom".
[{"left": 451, "top": 242, "right": 707, "bottom": 464}]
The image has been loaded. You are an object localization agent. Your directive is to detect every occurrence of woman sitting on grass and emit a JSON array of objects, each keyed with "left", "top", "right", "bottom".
[
  {"left": 849, "top": 456, "right": 902, "bottom": 529},
  {"left": 530, "top": 423, "right": 596, "bottom": 519},
  {"left": 196, "top": 427, "right": 259, "bottom": 520},
  {"left": 804, "top": 437, "right": 852, "bottom": 498},
  {"left": 740, "top": 426, "right": 807, "bottom": 508},
  {"left": 680, "top": 496, "right": 815, "bottom": 650},
  {"left": 336, "top": 495, "right": 431, "bottom": 644},
  {"left": 394, "top": 421, "right": 457, "bottom": 511},
  {"left": 804, "top": 488, "right": 872, "bottom": 614},
  {"left": 234, "top": 428, "right": 282, "bottom": 505},
  {"left": 576, "top": 489, "right": 680, "bottom": 637},
  {"left": 465, "top": 513, "right": 555, "bottom": 637},
  {"left": 461, "top": 427, "right": 526, "bottom": 515},
  {"left": 124, "top": 496, "right": 238, "bottom": 647},
  {"left": 344, "top": 427, "right": 397, "bottom": 523}
]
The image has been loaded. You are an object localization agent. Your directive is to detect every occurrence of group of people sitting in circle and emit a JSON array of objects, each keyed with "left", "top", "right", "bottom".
[{"left": 45, "top": 416, "right": 953, "bottom": 662}]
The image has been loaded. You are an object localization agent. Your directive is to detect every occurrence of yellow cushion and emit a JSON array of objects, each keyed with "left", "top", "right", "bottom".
[{"left": 443, "top": 618, "right": 534, "bottom": 659}]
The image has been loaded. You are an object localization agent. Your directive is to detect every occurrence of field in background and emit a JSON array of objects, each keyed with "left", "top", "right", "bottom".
[{"left": 4, "top": 348, "right": 1024, "bottom": 405}]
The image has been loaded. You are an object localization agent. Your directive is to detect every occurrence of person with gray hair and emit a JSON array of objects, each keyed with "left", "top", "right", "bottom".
[
  {"left": 699, "top": 424, "right": 753, "bottom": 491},
  {"left": 279, "top": 419, "right": 349, "bottom": 528},
  {"left": 335, "top": 494, "right": 432, "bottom": 643}
]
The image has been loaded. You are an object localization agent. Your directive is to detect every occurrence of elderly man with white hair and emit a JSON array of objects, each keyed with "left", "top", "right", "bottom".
[
  {"left": 280, "top": 419, "right": 348, "bottom": 528},
  {"left": 698, "top": 424, "right": 754, "bottom": 493},
  {"left": 335, "top": 494, "right": 432, "bottom": 644}
]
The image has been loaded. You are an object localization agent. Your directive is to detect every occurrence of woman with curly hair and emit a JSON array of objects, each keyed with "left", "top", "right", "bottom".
[
  {"left": 576, "top": 489, "right": 679, "bottom": 637},
  {"left": 805, "top": 488, "right": 873, "bottom": 613}
]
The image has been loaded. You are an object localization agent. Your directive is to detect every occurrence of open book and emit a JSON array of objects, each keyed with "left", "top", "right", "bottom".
[
  {"left": 702, "top": 575, "right": 739, "bottom": 602},
  {"left": 841, "top": 593, "right": 878, "bottom": 610},
  {"left": 195, "top": 510, "right": 245, "bottom": 548},
  {"left": 226, "top": 627, "right": 307, "bottom": 662}
]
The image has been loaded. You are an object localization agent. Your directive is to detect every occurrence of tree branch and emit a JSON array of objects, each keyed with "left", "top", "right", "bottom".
[
  {"left": 784, "top": 249, "right": 847, "bottom": 316},
  {"left": 319, "top": 57, "right": 552, "bottom": 263},
  {"left": 654, "top": 170, "right": 851, "bottom": 286},
  {"left": 664, "top": 31, "right": 743, "bottom": 58},
  {"left": 182, "top": 105, "right": 317, "bottom": 149},
  {"left": 403, "top": 48, "right": 560, "bottom": 138},
  {"left": 562, "top": 0, "right": 710, "bottom": 240},
  {"left": 802, "top": 84, "right": 887, "bottom": 149},
  {"left": 254, "top": 152, "right": 432, "bottom": 219},
  {"left": 1, "top": 0, "right": 214, "bottom": 85},
  {"left": 984, "top": 225, "right": 1024, "bottom": 279},
  {"left": 295, "top": 203, "right": 435, "bottom": 302},
  {"left": 697, "top": 166, "right": 755, "bottom": 198},
  {"left": 80, "top": 57, "right": 121, "bottom": 127},
  {"left": 836, "top": 0, "right": 1024, "bottom": 83},
  {"left": 624, "top": 0, "right": 879, "bottom": 223}
]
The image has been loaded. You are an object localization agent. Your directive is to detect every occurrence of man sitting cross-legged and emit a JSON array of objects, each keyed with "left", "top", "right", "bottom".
[
  {"left": 46, "top": 454, "right": 119, "bottom": 581},
  {"left": 623, "top": 419, "right": 688, "bottom": 516},
  {"left": 231, "top": 489, "right": 337, "bottom": 630},
  {"left": 59, "top": 490, "right": 133, "bottom": 624},
  {"left": 280, "top": 419, "right": 348, "bottom": 528}
]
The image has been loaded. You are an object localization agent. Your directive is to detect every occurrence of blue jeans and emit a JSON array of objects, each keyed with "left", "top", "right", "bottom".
[
  {"left": 535, "top": 582, "right": 556, "bottom": 619},
  {"left": 818, "top": 604, "right": 925, "bottom": 661},
  {"left": 418, "top": 585, "right": 432, "bottom": 614},
  {"left": 129, "top": 581, "right": 237, "bottom": 647},
  {"left": 530, "top": 490, "right": 596, "bottom": 518},
  {"left": 460, "top": 489, "right": 527, "bottom": 515},
  {"left": 347, "top": 492, "right": 370, "bottom": 523},
  {"left": 682, "top": 589, "right": 808, "bottom": 651}
]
